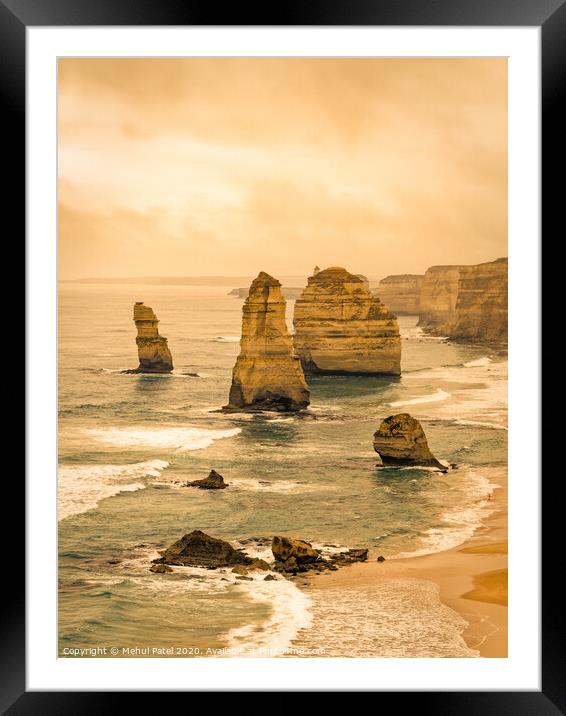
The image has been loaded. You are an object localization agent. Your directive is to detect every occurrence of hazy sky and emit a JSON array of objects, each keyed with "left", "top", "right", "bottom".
[{"left": 58, "top": 58, "right": 507, "bottom": 279}]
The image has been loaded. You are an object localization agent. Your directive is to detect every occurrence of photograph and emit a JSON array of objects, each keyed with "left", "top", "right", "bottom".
[{"left": 57, "top": 57, "right": 508, "bottom": 660}]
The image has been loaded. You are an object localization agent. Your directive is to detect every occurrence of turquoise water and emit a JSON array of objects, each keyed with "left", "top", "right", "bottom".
[{"left": 58, "top": 283, "right": 507, "bottom": 657}]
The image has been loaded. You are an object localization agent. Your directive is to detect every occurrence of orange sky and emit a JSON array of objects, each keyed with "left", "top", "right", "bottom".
[{"left": 58, "top": 58, "right": 507, "bottom": 279}]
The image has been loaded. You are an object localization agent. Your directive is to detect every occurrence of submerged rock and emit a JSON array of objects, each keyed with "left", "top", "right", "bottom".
[
  {"left": 130, "top": 302, "right": 173, "bottom": 373},
  {"left": 373, "top": 413, "right": 445, "bottom": 470},
  {"left": 231, "top": 565, "right": 250, "bottom": 576},
  {"left": 149, "top": 564, "right": 173, "bottom": 573},
  {"left": 224, "top": 272, "right": 310, "bottom": 412},
  {"left": 249, "top": 558, "right": 271, "bottom": 571},
  {"left": 293, "top": 267, "right": 401, "bottom": 375},
  {"left": 230, "top": 559, "right": 271, "bottom": 577},
  {"left": 153, "top": 530, "right": 252, "bottom": 568},
  {"left": 185, "top": 469, "right": 228, "bottom": 490}
]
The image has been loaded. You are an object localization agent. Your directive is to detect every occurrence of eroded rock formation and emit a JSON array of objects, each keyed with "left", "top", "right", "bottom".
[
  {"left": 131, "top": 302, "right": 173, "bottom": 373},
  {"left": 293, "top": 267, "right": 401, "bottom": 375},
  {"left": 153, "top": 531, "right": 252, "bottom": 568},
  {"left": 451, "top": 258, "right": 508, "bottom": 344},
  {"left": 224, "top": 272, "right": 310, "bottom": 412},
  {"left": 151, "top": 531, "right": 370, "bottom": 576},
  {"left": 373, "top": 413, "right": 445, "bottom": 470},
  {"left": 272, "top": 536, "right": 319, "bottom": 564},
  {"left": 271, "top": 536, "right": 368, "bottom": 575},
  {"left": 378, "top": 274, "right": 423, "bottom": 315},
  {"left": 418, "top": 266, "right": 464, "bottom": 334},
  {"left": 185, "top": 469, "right": 228, "bottom": 490}
]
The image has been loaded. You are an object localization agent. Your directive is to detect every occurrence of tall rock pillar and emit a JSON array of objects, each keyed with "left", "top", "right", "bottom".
[{"left": 225, "top": 272, "right": 310, "bottom": 412}]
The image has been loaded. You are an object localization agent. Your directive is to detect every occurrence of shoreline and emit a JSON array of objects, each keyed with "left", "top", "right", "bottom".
[{"left": 298, "top": 471, "right": 508, "bottom": 658}]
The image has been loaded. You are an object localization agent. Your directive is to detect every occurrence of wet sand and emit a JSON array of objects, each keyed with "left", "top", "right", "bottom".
[{"left": 304, "top": 476, "right": 508, "bottom": 657}]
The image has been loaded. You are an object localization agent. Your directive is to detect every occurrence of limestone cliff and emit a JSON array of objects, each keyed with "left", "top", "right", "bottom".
[
  {"left": 132, "top": 302, "right": 173, "bottom": 373},
  {"left": 418, "top": 265, "right": 464, "bottom": 334},
  {"left": 293, "top": 267, "right": 401, "bottom": 375},
  {"left": 373, "top": 413, "right": 444, "bottom": 469},
  {"left": 418, "top": 258, "right": 507, "bottom": 343},
  {"left": 378, "top": 274, "right": 423, "bottom": 315},
  {"left": 451, "top": 258, "right": 508, "bottom": 344},
  {"left": 225, "top": 272, "right": 310, "bottom": 412}
]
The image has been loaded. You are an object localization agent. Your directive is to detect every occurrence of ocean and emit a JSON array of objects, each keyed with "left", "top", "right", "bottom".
[{"left": 58, "top": 282, "right": 507, "bottom": 658}]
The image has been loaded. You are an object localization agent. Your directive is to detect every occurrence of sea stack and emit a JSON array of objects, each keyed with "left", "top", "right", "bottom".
[
  {"left": 293, "top": 267, "right": 401, "bottom": 375},
  {"left": 224, "top": 272, "right": 310, "bottom": 412},
  {"left": 373, "top": 413, "right": 445, "bottom": 470},
  {"left": 132, "top": 302, "right": 173, "bottom": 373}
]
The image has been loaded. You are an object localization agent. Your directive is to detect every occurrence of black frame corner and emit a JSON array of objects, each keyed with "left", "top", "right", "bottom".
[{"left": 10, "top": 0, "right": 560, "bottom": 710}]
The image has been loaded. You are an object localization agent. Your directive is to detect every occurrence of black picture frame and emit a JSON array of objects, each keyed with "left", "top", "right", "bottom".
[{"left": 7, "top": 0, "right": 557, "bottom": 710}]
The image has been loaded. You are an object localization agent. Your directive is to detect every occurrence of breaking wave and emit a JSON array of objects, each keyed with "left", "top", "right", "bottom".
[{"left": 58, "top": 460, "right": 169, "bottom": 520}]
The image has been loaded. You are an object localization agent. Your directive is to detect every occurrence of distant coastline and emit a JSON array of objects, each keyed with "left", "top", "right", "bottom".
[{"left": 59, "top": 275, "right": 384, "bottom": 287}]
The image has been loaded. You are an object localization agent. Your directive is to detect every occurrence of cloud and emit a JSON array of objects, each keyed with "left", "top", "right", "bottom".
[{"left": 58, "top": 58, "right": 507, "bottom": 278}]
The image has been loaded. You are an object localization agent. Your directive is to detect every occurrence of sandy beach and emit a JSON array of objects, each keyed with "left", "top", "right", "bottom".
[{"left": 303, "top": 472, "right": 508, "bottom": 658}]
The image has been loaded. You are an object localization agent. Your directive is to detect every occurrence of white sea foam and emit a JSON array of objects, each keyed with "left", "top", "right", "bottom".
[
  {"left": 233, "top": 538, "right": 355, "bottom": 564},
  {"left": 454, "top": 419, "right": 508, "bottom": 431},
  {"left": 392, "top": 470, "right": 498, "bottom": 559},
  {"left": 293, "top": 580, "right": 477, "bottom": 657},
  {"left": 228, "top": 478, "right": 327, "bottom": 494},
  {"left": 404, "top": 356, "right": 505, "bottom": 383},
  {"left": 170, "top": 370, "right": 201, "bottom": 378},
  {"left": 225, "top": 577, "right": 313, "bottom": 656},
  {"left": 393, "top": 358, "right": 507, "bottom": 427},
  {"left": 389, "top": 389, "right": 451, "bottom": 407},
  {"left": 58, "top": 460, "right": 169, "bottom": 520},
  {"left": 401, "top": 326, "right": 449, "bottom": 343},
  {"left": 85, "top": 425, "right": 241, "bottom": 452},
  {"left": 119, "top": 542, "right": 281, "bottom": 589},
  {"left": 463, "top": 356, "right": 492, "bottom": 368},
  {"left": 102, "top": 368, "right": 200, "bottom": 379},
  {"left": 377, "top": 465, "right": 444, "bottom": 473},
  {"left": 123, "top": 552, "right": 313, "bottom": 657}
]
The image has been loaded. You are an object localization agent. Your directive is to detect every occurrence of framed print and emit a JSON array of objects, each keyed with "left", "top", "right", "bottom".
[{"left": 6, "top": 0, "right": 559, "bottom": 709}]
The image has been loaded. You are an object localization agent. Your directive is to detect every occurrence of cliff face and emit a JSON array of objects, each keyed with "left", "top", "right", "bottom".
[
  {"left": 451, "top": 258, "right": 508, "bottom": 344},
  {"left": 133, "top": 302, "right": 173, "bottom": 373},
  {"left": 378, "top": 274, "right": 423, "bottom": 314},
  {"left": 417, "top": 265, "right": 464, "bottom": 334},
  {"left": 417, "top": 258, "right": 507, "bottom": 343},
  {"left": 225, "top": 272, "right": 310, "bottom": 412},
  {"left": 293, "top": 267, "right": 401, "bottom": 375}
]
